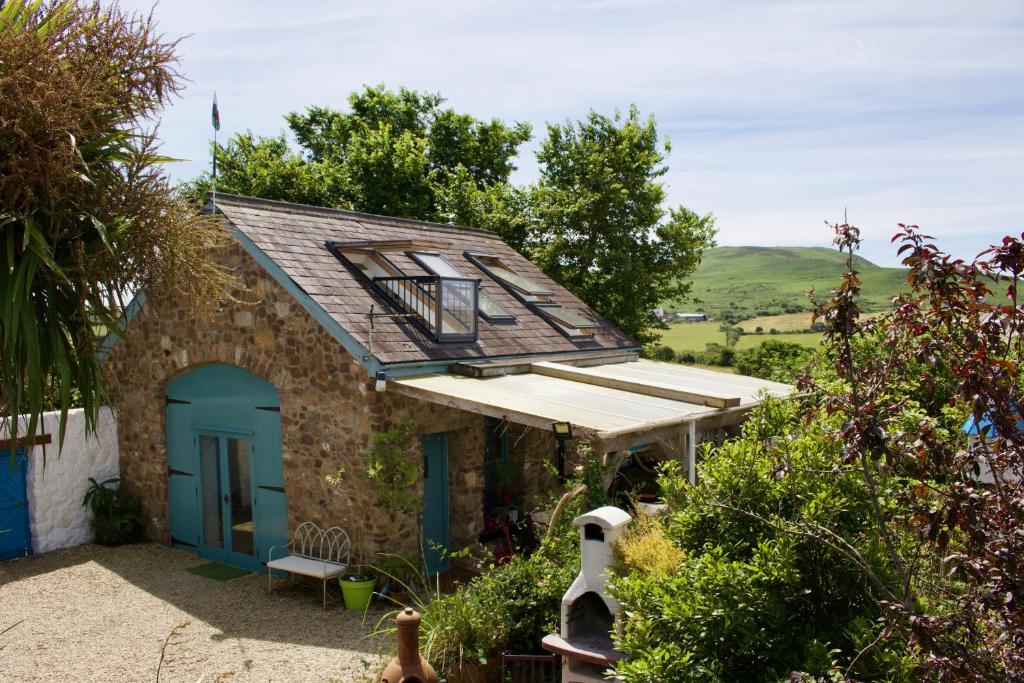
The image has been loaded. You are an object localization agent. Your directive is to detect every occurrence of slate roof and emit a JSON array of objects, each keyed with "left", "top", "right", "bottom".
[{"left": 214, "top": 194, "right": 637, "bottom": 365}]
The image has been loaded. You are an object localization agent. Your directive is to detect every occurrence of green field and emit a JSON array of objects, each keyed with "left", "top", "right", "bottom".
[
  {"left": 658, "top": 321, "right": 821, "bottom": 354},
  {"left": 666, "top": 246, "right": 909, "bottom": 320}
]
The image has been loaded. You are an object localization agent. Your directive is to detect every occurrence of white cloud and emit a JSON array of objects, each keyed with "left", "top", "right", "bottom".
[{"left": 120, "top": 0, "right": 1023, "bottom": 265}]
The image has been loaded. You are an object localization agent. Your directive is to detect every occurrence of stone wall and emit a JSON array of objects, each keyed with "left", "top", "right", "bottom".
[
  {"left": 104, "top": 241, "right": 489, "bottom": 562},
  {"left": 3, "top": 408, "right": 120, "bottom": 553}
]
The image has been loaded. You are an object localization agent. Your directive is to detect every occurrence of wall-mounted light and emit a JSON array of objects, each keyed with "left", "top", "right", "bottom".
[
  {"left": 375, "top": 371, "right": 387, "bottom": 392},
  {"left": 552, "top": 421, "right": 574, "bottom": 484}
]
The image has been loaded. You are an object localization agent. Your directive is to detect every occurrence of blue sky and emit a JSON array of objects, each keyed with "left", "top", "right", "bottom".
[{"left": 125, "top": 0, "right": 1023, "bottom": 266}]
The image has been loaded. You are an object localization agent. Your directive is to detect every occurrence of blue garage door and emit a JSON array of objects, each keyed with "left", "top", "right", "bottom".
[{"left": 0, "top": 448, "right": 31, "bottom": 562}]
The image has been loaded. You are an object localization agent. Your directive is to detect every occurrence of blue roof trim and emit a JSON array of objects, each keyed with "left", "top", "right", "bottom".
[
  {"left": 227, "top": 225, "right": 380, "bottom": 376},
  {"left": 98, "top": 291, "right": 148, "bottom": 362}
]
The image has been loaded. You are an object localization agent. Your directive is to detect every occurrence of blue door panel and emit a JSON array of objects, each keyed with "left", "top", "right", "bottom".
[
  {"left": 166, "top": 400, "right": 199, "bottom": 548},
  {"left": 0, "top": 448, "right": 31, "bottom": 562},
  {"left": 253, "top": 405, "right": 287, "bottom": 566},
  {"left": 421, "top": 433, "right": 450, "bottom": 576}
]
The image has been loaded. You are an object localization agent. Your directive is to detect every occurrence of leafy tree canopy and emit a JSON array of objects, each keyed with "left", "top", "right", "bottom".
[
  {"left": 184, "top": 84, "right": 533, "bottom": 228},
  {"left": 0, "top": 0, "right": 230, "bottom": 444}
]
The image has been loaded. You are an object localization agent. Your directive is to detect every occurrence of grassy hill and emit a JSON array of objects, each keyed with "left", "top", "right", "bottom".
[{"left": 667, "top": 246, "right": 909, "bottom": 320}]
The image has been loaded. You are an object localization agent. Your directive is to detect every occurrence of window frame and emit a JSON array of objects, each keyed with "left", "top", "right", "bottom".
[
  {"left": 408, "top": 251, "right": 516, "bottom": 323},
  {"left": 328, "top": 242, "right": 479, "bottom": 344},
  {"left": 465, "top": 251, "right": 600, "bottom": 341}
]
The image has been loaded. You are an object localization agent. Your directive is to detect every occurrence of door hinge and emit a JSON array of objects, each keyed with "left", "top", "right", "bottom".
[
  {"left": 168, "top": 467, "right": 193, "bottom": 477},
  {"left": 165, "top": 396, "right": 191, "bottom": 406},
  {"left": 257, "top": 485, "right": 285, "bottom": 493},
  {"left": 255, "top": 405, "right": 280, "bottom": 412}
]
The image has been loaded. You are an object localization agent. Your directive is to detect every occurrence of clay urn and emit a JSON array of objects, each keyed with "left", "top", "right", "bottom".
[{"left": 379, "top": 608, "right": 438, "bottom": 683}]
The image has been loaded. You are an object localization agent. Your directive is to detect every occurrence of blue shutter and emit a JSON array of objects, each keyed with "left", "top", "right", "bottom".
[{"left": 166, "top": 397, "right": 199, "bottom": 548}]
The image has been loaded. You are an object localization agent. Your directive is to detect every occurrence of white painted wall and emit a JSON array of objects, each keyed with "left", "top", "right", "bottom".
[{"left": 3, "top": 408, "right": 119, "bottom": 553}]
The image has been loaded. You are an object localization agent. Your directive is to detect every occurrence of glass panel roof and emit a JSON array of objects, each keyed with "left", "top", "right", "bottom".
[
  {"left": 536, "top": 304, "right": 599, "bottom": 329},
  {"left": 412, "top": 252, "right": 514, "bottom": 321},
  {"left": 473, "top": 255, "right": 553, "bottom": 296}
]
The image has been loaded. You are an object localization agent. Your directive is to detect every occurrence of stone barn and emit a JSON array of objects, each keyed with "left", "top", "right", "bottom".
[{"left": 102, "top": 194, "right": 790, "bottom": 574}]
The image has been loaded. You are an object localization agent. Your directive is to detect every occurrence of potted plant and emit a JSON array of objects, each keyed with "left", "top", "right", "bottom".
[
  {"left": 82, "top": 477, "right": 146, "bottom": 546},
  {"left": 377, "top": 553, "right": 421, "bottom": 606},
  {"left": 327, "top": 417, "right": 424, "bottom": 610},
  {"left": 339, "top": 566, "right": 377, "bottom": 610}
]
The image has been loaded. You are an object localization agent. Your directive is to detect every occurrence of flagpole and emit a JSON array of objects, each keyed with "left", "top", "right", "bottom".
[
  {"left": 211, "top": 91, "right": 218, "bottom": 213},
  {"left": 212, "top": 125, "right": 217, "bottom": 212}
]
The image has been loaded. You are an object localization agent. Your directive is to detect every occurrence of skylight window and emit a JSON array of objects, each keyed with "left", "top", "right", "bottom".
[
  {"left": 328, "top": 243, "right": 478, "bottom": 343},
  {"left": 465, "top": 253, "right": 553, "bottom": 302},
  {"left": 465, "top": 251, "right": 600, "bottom": 341},
  {"left": 535, "top": 303, "right": 597, "bottom": 338},
  {"left": 410, "top": 252, "right": 515, "bottom": 322}
]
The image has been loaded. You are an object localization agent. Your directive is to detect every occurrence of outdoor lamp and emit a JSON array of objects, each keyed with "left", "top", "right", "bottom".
[
  {"left": 375, "top": 371, "right": 387, "bottom": 392},
  {"left": 552, "top": 421, "right": 574, "bottom": 484}
]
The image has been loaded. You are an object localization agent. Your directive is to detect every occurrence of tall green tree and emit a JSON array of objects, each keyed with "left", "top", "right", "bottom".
[
  {"left": 531, "top": 107, "right": 717, "bottom": 344},
  {"left": 0, "top": 0, "right": 230, "bottom": 445},
  {"left": 185, "top": 85, "right": 533, "bottom": 231}
]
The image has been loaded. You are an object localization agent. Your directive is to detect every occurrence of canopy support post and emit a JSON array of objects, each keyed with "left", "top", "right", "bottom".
[{"left": 687, "top": 421, "right": 697, "bottom": 485}]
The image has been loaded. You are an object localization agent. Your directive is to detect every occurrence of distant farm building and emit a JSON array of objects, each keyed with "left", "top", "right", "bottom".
[{"left": 653, "top": 309, "right": 708, "bottom": 323}]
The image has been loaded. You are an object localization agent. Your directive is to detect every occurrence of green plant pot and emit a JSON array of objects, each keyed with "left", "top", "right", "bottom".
[{"left": 339, "top": 575, "right": 376, "bottom": 611}]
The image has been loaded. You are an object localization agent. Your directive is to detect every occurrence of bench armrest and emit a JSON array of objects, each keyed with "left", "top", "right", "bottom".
[{"left": 267, "top": 542, "right": 291, "bottom": 564}]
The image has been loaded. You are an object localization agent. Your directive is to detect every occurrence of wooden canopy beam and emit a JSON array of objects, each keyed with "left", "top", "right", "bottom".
[{"left": 530, "top": 361, "right": 741, "bottom": 408}]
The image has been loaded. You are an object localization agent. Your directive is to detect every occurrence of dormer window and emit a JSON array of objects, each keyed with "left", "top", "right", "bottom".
[
  {"left": 328, "top": 242, "right": 478, "bottom": 343},
  {"left": 466, "top": 252, "right": 598, "bottom": 340},
  {"left": 409, "top": 252, "right": 515, "bottom": 322}
]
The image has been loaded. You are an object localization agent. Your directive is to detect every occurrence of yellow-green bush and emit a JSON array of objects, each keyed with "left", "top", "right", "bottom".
[{"left": 615, "top": 512, "right": 684, "bottom": 576}]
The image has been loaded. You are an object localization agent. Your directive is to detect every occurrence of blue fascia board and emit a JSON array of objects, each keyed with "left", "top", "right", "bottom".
[
  {"left": 98, "top": 291, "right": 148, "bottom": 363},
  {"left": 228, "top": 226, "right": 378, "bottom": 375}
]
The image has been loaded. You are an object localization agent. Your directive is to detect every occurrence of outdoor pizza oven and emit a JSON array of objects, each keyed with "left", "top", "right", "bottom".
[{"left": 542, "top": 506, "right": 631, "bottom": 682}]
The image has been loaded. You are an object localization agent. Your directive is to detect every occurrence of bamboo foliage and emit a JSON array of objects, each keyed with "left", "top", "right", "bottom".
[{"left": 0, "top": 1, "right": 233, "bottom": 449}]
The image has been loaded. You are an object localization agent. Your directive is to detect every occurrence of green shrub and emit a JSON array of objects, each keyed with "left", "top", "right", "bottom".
[
  {"left": 733, "top": 340, "right": 814, "bottom": 383},
  {"left": 82, "top": 477, "right": 146, "bottom": 546},
  {"left": 415, "top": 539, "right": 578, "bottom": 677},
  {"left": 614, "top": 512, "right": 684, "bottom": 576},
  {"left": 651, "top": 345, "right": 676, "bottom": 362},
  {"left": 609, "top": 399, "right": 913, "bottom": 682}
]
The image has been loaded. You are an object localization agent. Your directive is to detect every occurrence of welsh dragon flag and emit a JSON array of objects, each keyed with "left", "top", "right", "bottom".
[{"left": 212, "top": 92, "right": 220, "bottom": 131}]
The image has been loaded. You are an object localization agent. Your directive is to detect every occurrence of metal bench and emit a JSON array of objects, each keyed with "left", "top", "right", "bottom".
[{"left": 267, "top": 522, "right": 351, "bottom": 609}]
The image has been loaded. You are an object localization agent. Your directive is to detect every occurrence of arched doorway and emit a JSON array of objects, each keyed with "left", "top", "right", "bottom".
[{"left": 165, "top": 364, "right": 286, "bottom": 571}]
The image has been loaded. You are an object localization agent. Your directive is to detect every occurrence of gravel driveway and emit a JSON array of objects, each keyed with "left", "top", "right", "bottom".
[{"left": 0, "top": 543, "right": 389, "bottom": 682}]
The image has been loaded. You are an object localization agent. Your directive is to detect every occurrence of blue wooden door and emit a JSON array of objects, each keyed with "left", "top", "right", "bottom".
[
  {"left": 0, "top": 448, "right": 31, "bottom": 562},
  {"left": 166, "top": 364, "right": 286, "bottom": 572},
  {"left": 421, "top": 433, "right": 450, "bottom": 576}
]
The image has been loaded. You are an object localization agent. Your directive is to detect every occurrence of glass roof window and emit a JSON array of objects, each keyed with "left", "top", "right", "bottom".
[
  {"left": 535, "top": 303, "right": 598, "bottom": 338},
  {"left": 465, "top": 252, "right": 554, "bottom": 303},
  {"left": 410, "top": 252, "right": 515, "bottom": 322},
  {"left": 465, "top": 251, "right": 600, "bottom": 341},
  {"left": 329, "top": 244, "right": 477, "bottom": 343}
]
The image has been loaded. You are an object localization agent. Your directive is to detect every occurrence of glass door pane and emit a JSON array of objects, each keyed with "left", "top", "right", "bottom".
[
  {"left": 199, "top": 435, "right": 223, "bottom": 548},
  {"left": 227, "top": 437, "right": 254, "bottom": 557}
]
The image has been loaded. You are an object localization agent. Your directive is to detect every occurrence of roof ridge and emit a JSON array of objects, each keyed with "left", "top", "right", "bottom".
[{"left": 209, "top": 192, "right": 502, "bottom": 239}]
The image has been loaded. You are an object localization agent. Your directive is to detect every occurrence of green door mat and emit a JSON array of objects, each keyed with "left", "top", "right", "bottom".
[{"left": 187, "top": 561, "right": 251, "bottom": 581}]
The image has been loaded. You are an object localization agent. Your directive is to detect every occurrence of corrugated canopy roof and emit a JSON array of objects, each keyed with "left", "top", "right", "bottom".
[{"left": 390, "top": 359, "right": 793, "bottom": 449}]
